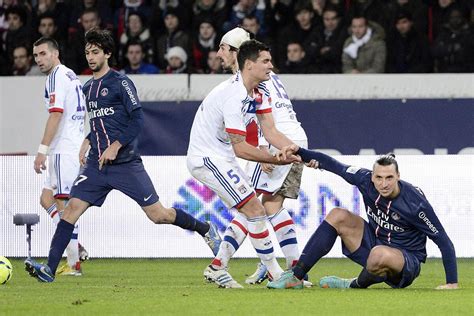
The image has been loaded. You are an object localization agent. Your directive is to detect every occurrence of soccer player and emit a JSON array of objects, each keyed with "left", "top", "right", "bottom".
[
  {"left": 187, "top": 38, "right": 301, "bottom": 288},
  {"left": 268, "top": 145, "right": 458, "bottom": 290},
  {"left": 32, "top": 37, "right": 88, "bottom": 276},
  {"left": 205, "top": 27, "right": 310, "bottom": 286},
  {"left": 25, "top": 29, "right": 221, "bottom": 283}
]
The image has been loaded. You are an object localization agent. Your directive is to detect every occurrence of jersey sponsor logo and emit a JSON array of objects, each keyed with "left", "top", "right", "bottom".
[
  {"left": 367, "top": 206, "right": 405, "bottom": 232},
  {"left": 100, "top": 88, "right": 109, "bottom": 96},
  {"left": 121, "top": 80, "right": 138, "bottom": 106},
  {"left": 49, "top": 94, "right": 56, "bottom": 106},
  {"left": 346, "top": 166, "right": 361, "bottom": 174},
  {"left": 88, "top": 107, "right": 115, "bottom": 119},
  {"left": 418, "top": 211, "right": 439, "bottom": 234},
  {"left": 274, "top": 101, "right": 293, "bottom": 109},
  {"left": 71, "top": 114, "right": 85, "bottom": 120}
]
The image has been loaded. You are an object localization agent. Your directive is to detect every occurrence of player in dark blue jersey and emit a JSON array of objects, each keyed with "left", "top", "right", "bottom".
[
  {"left": 25, "top": 29, "right": 222, "bottom": 283},
  {"left": 268, "top": 145, "right": 458, "bottom": 290}
]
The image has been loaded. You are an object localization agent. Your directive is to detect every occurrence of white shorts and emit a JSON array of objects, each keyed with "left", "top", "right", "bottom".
[
  {"left": 246, "top": 139, "right": 308, "bottom": 197},
  {"left": 187, "top": 156, "right": 255, "bottom": 208},
  {"left": 44, "top": 153, "right": 80, "bottom": 199}
]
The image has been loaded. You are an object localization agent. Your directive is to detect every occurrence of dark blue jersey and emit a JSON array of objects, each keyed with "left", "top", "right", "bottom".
[
  {"left": 83, "top": 70, "right": 143, "bottom": 165},
  {"left": 297, "top": 148, "right": 457, "bottom": 283}
]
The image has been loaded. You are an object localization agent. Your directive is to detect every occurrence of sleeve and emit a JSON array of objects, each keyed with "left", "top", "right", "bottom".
[
  {"left": 119, "top": 76, "right": 141, "bottom": 114},
  {"left": 223, "top": 97, "right": 247, "bottom": 136},
  {"left": 48, "top": 70, "right": 67, "bottom": 113},
  {"left": 117, "top": 107, "right": 144, "bottom": 146},
  {"left": 296, "top": 148, "right": 371, "bottom": 186},
  {"left": 411, "top": 201, "right": 457, "bottom": 284},
  {"left": 255, "top": 83, "right": 272, "bottom": 115}
]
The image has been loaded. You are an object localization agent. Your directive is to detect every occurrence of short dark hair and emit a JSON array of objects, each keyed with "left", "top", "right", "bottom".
[
  {"left": 6, "top": 6, "right": 27, "bottom": 25},
  {"left": 352, "top": 15, "right": 368, "bottom": 25},
  {"left": 126, "top": 39, "right": 144, "bottom": 53},
  {"left": 82, "top": 7, "right": 100, "bottom": 18},
  {"left": 33, "top": 37, "right": 59, "bottom": 51},
  {"left": 38, "top": 12, "right": 56, "bottom": 24},
  {"left": 237, "top": 39, "right": 270, "bottom": 71},
  {"left": 13, "top": 44, "right": 31, "bottom": 57},
  {"left": 374, "top": 153, "right": 399, "bottom": 173},
  {"left": 85, "top": 28, "right": 116, "bottom": 65}
]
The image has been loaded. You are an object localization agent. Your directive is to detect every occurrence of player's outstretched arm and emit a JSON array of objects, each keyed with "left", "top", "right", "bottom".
[
  {"left": 258, "top": 112, "right": 293, "bottom": 150},
  {"left": 230, "top": 133, "right": 300, "bottom": 165}
]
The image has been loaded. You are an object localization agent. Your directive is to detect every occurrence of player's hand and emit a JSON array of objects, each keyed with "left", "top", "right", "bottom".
[
  {"left": 98, "top": 141, "right": 122, "bottom": 170},
  {"left": 261, "top": 162, "right": 275, "bottom": 174},
  {"left": 305, "top": 159, "right": 319, "bottom": 169},
  {"left": 34, "top": 153, "right": 47, "bottom": 174},
  {"left": 79, "top": 139, "right": 90, "bottom": 166},
  {"left": 435, "top": 283, "right": 458, "bottom": 290},
  {"left": 277, "top": 144, "right": 300, "bottom": 162}
]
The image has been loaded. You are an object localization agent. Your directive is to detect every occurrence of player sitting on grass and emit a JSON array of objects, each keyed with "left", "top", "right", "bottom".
[{"left": 268, "top": 145, "right": 458, "bottom": 290}]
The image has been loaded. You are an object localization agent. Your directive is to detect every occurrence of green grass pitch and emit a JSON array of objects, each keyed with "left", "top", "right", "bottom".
[{"left": 1, "top": 258, "right": 473, "bottom": 315}]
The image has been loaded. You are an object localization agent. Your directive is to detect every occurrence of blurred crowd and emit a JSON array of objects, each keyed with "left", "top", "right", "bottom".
[{"left": 1, "top": 0, "right": 473, "bottom": 76}]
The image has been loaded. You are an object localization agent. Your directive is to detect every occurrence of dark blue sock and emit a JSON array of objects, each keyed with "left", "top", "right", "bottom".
[
  {"left": 47, "top": 219, "right": 75, "bottom": 275},
  {"left": 293, "top": 220, "right": 338, "bottom": 280},
  {"left": 350, "top": 268, "right": 387, "bottom": 288},
  {"left": 173, "top": 208, "right": 209, "bottom": 237}
]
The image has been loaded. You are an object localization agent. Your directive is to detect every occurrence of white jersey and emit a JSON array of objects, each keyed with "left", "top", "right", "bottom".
[
  {"left": 187, "top": 72, "right": 271, "bottom": 159},
  {"left": 43, "top": 64, "right": 85, "bottom": 154},
  {"left": 257, "top": 72, "right": 307, "bottom": 145}
]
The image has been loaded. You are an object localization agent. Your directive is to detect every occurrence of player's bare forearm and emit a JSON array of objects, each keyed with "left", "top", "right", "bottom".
[
  {"left": 230, "top": 133, "right": 298, "bottom": 165},
  {"left": 258, "top": 112, "right": 293, "bottom": 149},
  {"left": 40, "top": 112, "right": 62, "bottom": 146},
  {"left": 79, "top": 138, "right": 91, "bottom": 166}
]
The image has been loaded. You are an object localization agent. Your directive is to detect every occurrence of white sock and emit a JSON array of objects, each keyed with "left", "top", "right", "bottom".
[
  {"left": 66, "top": 224, "right": 80, "bottom": 269},
  {"left": 248, "top": 215, "right": 283, "bottom": 279},
  {"left": 212, "top": 212, "right": 248, "bottom": 269},
  {"left": 269, "top": 208, "right": 300, "bottom": 269},
  {"left": 46, "top": 203, "right": 61, "bottom": 225}
]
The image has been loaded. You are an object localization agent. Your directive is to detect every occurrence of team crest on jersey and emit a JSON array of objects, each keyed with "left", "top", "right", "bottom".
[
  {"left": 391, "top": 212, "right": 401, "bottom": 221},
  {"left": 253, "top": 89, "right": 263, "bottom": 105},
  {"left": 238, "top": 185, "right": 248, "bottom": 194},
  {"left": 49, "top": 93, "right": 56, "bottom": 106},
  {"left": 100, "top": 88, "right": 109, "bottom": 96}
]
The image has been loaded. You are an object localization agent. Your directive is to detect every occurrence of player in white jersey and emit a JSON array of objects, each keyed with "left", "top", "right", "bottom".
[
  {"left": 202, "top": 27, "right": 311, "bottom": 286},
  {"left": 33, "top": 37, "right": 88, "bottom": 276},
  {"left": 187, "top": 38, "right": 300, "bottom": 288}
]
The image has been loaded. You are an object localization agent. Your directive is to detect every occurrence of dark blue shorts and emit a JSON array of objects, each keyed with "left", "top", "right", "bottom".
[
  {"left": 341, "top": 221, "right": 421, "bottom": 289},
  {"left": 70, "top": 158, "right": 159, "bottom": 207}
]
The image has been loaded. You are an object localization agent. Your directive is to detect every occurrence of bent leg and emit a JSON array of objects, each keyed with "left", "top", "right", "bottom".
[
  {"left": 142, "top": 201, "right": 210, "bottom": 237},
  {"left": 293, "top": 208, "right": 364, "bottom": 280}
]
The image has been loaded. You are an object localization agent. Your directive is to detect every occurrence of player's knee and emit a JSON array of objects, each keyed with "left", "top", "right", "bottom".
[
  {"left": 325, "top": 207, "right": 351, "bottom": 229},
  {"left": 367, "top": 246, "right": 390, "bottom": 273}
]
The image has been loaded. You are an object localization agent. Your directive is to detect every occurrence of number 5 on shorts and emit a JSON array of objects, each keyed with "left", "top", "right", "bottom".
[
  {"left": 227, "top": 169, "right": 240, "bottom": 184},
  {"left": 74, "top": 175, "right": 88, "bottom": 186}
]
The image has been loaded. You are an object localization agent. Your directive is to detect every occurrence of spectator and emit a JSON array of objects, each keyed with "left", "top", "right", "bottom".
[
  {"left": 223, "top": 0, "right": 267, "bottom": 35},
  {"left": 37, "top": 13, "right": 66, "bottom": 54},
  {"left": 314, "top": 6, "right": 347, "bottom": 73},
  {"left": 33, "top": 0, "right": 69, "bottom": 41},
  {"left": 2, "top": 6, "right": 30, "bottom": 64},
  {"left": 156, "top": 8, "right": 191, "bottom": 69},
  {"left": 280, "top": 41, "right": 314, "bottom": 73},
  {"left": 68, "top": 0, "right": 113, "bottom": 36},
  {"left": 153, "top": 0, "right": 192, "bottom": 31},
  {"left": 432, "top": 6, "right": 474, "bottom": 72},
  {"left": 266, "top": 0, "right": 295, "bottom": 39},
  {"left": 277, "top": 3, "right": 320, "bottom": 69},
  {"left": 386, "top": 10, "right": 432, "bottom": 73},
  {"left": 114, "top": 0, "right": 152, "bottom": 40},
  {"left": 11, "top": 45, "right": 42, "bottom": 76},
  {"left": 122, "top": 40, "right": 159, "bottom": 74},
  {"left": 346, "top": 0, "right": 391, "bottom": 34},
  {"left": 191, "top": 0, "right": 228, "bottom": 33},
  {"left": 387, "top": 0, "right": 429, "bottom": 35},
  {"left": 191, "top": 19, "right": 218, "bottom": 73},
  {"left": 164, "top": 46, "right": 188, "bottom": 74},
  {"left": 66, "top": 8, "right": 101, "bottom": 74},
  {"left": 342, "top": 16, "right": 386, "bottom": 73},
  {"left": 118, "top": 12, "right": 154, "bottom": 67},
  {"left": 242, "top": 15, "right": 272, "bottom": 47},
  {"left": 206, "top": 49, "right": 222, "bottom": 74}
]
